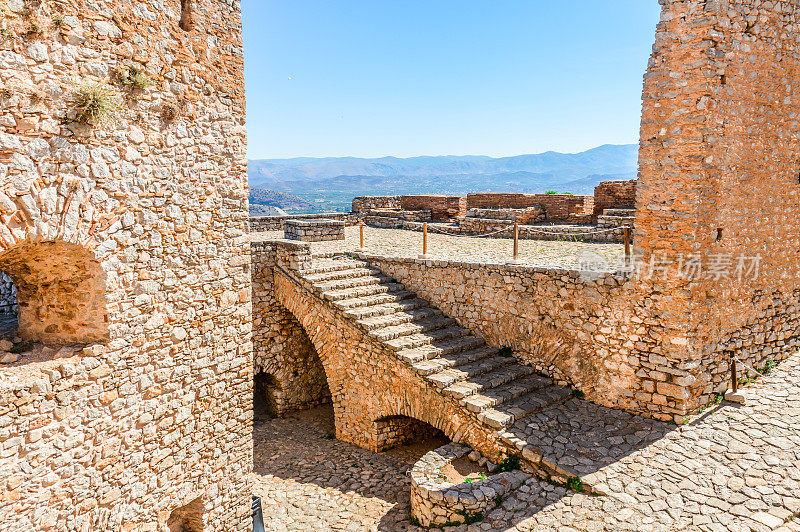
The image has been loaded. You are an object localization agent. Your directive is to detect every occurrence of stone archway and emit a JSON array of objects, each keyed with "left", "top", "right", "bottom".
[{"left": 0, "top": 240, "right": 109, "bottom": 344}]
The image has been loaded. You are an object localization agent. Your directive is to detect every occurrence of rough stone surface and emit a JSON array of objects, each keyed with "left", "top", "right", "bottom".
[
  {"left": 284, "top": 218, "right": 345, "bottom": 242},
  {"left": 0, "top": 1, "right": 252, "bottom": 530}
]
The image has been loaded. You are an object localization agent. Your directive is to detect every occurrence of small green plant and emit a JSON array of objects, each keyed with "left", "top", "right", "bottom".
[
  {"left": 115, "top": 64, "right": 153, "bottom": 90},
  {"left": 566, "top": 476, "right": 585, "bottom": 493},
  {"left": 545, "top": 190, "right": 558, "bottom": 195},
  {"left": 10, "top": 340, "right": 34, "bottom": 354},
  {"left": 572, "top": 389, "right": 585, "bottom": 399},
  {"left": 496, "top": 454, "right": 521, "bottom": 473},
  {"left": 764, "top": 359, "right": 777, "bottom": 374},
  {"left": 464, "top": 473, "right": 487, "bottom": 484},
  {"left": 494, "top": 495, "right": 503, "bottom": 507},
  {"left": 712, "top": 393, "right": 723, "bottom": 405},
  {"left": 52, "top": 13, "right": 63, "bottom": 28},
  {"left": 71, "top": 82, "right": 120, "bottom": 125},
  {"left": 498, "top": 346, "right": 513, "bottom": 358}
]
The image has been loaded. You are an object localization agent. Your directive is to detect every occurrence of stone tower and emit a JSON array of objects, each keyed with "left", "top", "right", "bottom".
[{"left": 0, "top": 0, "right": 252, "bottom": 530}]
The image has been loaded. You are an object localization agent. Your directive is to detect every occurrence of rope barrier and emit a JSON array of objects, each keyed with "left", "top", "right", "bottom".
[
  {"left": 734, "top": 356, "right": 767, "bottom": 378},
  {"left": 409, "top": 222, "right": 622, "bottom": 238}
]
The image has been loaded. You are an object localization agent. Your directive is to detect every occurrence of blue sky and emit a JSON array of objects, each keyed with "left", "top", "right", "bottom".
[{"left": 242, "top": 1, "right": 661, "bottom": 160}]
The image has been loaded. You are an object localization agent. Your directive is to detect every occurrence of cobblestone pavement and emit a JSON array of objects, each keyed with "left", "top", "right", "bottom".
[
  {"left": 252, "top": 354, "right": 800, "bottom": 531},
  {"left": 255, "top": 226, "right": 625, "bottom": 269}
]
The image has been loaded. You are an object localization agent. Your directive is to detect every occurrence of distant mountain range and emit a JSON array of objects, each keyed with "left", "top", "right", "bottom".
[{"left": 248, "top": 144, "right": 639, "bottom": 213}]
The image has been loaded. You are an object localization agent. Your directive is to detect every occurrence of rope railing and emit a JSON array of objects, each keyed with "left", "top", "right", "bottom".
[{"left": 355, "top": 221, "right": 632, "bottom": 265}]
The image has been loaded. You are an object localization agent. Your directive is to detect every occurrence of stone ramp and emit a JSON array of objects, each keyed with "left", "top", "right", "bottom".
[{"left": 292, "top": 255, "right": 574, "bottom": 470}]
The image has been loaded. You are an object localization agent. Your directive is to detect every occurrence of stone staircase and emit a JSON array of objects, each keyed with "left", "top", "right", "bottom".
[
  {"left": 597, "top": 208, "right": 635, "bottom": 228},
  {"left": 295, "top": 255, "right": 573, "bottom": 466}
]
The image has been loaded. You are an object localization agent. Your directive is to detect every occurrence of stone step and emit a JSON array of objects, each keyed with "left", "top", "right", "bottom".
[
  {"left": 304, "top": 267, "right": 383, "bottom": 283},
  {"left": 385, "top": 327, "right": 470, "bottom": 351},
  {"left": 478, "top": 385, "right": 573, "bottom": 429},
  {"left": 444, "top": 364, "right": 536, "bottom": 399},
  {"left": 460, "top": 375, "right": 553, "bottom": 414},
  {"left": 409, "top": 345, "right": 499, "bottom": 374},
  {"left": 356, "top": 307, "right": 444, "bottom": 330},
  {"left": 343, "top": 298, "right": 430, "bottom": 319},
  {"left": 332, "top": 291, "right": 416, "bottom": 310},
  {"left": 303, "top": 259, "right": 371, "bottom": 275},
  {"left": 369, "top": 316, "right": 457, "bottom": 342},
  {"left": 396, "top": 338, "right": 488, "bottom": 364},
  {"left": 313, "top": 273, "right": 389, "bottom": 292},
  {"left": 602, "top": 208, "right": 635, "bottom": 217},
  {"left": 422, "top": 356, "right": 513, "bottom": 388},
  {"left": 322, "top": 283, "right": 406, "bottom": 302}
]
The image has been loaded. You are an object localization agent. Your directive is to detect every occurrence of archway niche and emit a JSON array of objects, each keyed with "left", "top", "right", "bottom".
[
  {"left": 374, "top": 415, "right": 449, "bottom": 452},
  {"left": 253, "top": 372, "right": 281, "bottom": 420},
  {"left": 0, "top": 240, "right": 109, "bottom": 345},
  {"left": 167, "top": 496, "right": 204, "bottom": 532}
]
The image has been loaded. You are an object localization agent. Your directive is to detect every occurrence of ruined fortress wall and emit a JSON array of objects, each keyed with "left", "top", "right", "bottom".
[
  {"left": 251, "top": 241, "right": 330, "bottom": 414},
  {"left": 400, "top": 195, "right": 467, "bottom": 221},
  {"left": 0, "top": 1, "right": 251, "bottom": 530},
  {"left": 592, "top": 180, "right": 636, "bottom": 216},
  {"left": 352, "top": 195, "right": 401, "bottom": 214},
  {"left": 466, "top": 193, "right": 594, "bottom": 224},
  {"left": 634, "top": 0, "right": 800, "bottom": 411}
]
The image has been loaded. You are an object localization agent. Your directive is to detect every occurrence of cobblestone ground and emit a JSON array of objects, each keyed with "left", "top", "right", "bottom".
[
  {"left": 252, "top": 355, "right": 800, "bottom": 532},
  {"left": 256, "top": 226, "right": 625, "bottom": 269}
]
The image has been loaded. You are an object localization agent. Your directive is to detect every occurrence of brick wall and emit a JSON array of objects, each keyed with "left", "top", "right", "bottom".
[
  {"left": 632, "top": 0, "right": 800, "bottom": 413},
  {"left": 0, "top": 1, "right": 252, "bottom": 529},
  {"left": 400, "top": 195, "right": 467, "bottom": 221},
  {"left": 593, "top": 180, "right": 637, "bottom": 216},
  {"left": 466, "top": 193, "right": 594, "bottom": 224}
]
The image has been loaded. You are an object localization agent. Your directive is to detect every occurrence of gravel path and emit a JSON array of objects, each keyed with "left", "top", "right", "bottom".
[
  {"left": 252, "top": 354, "right": 800, "bottom": 531},
  {"left": 254, "top": 226, "right": 625, "bottom": 270}
]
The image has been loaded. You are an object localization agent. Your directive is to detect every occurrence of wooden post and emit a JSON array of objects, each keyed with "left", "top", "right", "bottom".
[
  {"left": 356, "top": 221, "right": 365, "bottom": 252},
  {"left": 419, "top": 222, "right": 430, "bottom": 259},
  {"left": 513, "top": 223, "right": 519, "bottom": 261},
  {"left": 624, "top": 226, "right": 631, "bottom": 264},
  {"left": 731, "top": 355, "right": 738, "bottom": 393}
]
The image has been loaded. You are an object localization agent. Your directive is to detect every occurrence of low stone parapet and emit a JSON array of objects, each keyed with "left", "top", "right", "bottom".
[
  {"left": 250, "top": 212, "right": 355, "bottom": 233},
  {"left": 410, "top": 443, "right": 530, "bottom": 527},
  {"left": 465, "top": 206, "right": 545, "bottom": 224},
  {"left": 284, "top": 219, "right": 345, "bottom": 242}
]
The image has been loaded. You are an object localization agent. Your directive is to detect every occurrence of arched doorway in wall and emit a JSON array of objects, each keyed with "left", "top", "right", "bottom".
[
  {"left": 253, "top": 372, "right": 281, "bottom": 420},
  {"left": 0, "top": 240, "right": 109, "bottom": 365},
  {"left": 374, "top": 415, "right": 450, "bottom": 453},
  {"left": 0, "top": 272, "right": 18, "bottom": 340}
]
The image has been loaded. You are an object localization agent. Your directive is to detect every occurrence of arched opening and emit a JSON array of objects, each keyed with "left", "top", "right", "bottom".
[
  {"left": 167, "top": 496, "right": 204, "bottom": 532},
  {"left": 0, "top": 272, "right": 18, "bottom": 339},
  {"left": 374, "top": 415, "right": 449, "bottom": 453},
  {"left": 0, "top": 240, "right": 108, "bottom": 364},
  {"left": 253, "top": 372, "right": 281, "bottom": 420}
]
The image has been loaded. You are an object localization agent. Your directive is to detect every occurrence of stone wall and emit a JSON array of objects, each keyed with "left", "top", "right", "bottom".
[
  {"left": 593, "top": 180, "right": 637, "bottom": 217},
  {"left": 632, "top": 0, "right": 800, "bottom": 413},
  {"left": 251, "top": 240, "right": 330, "bottom": 415},
  {"left": 0, "top": 272, "right": 16, "bottom": 316},
  {"left": 466, "top": 193, "right": 594, "bottom": 224},
  {"left": 352, "top": 196, "right": 401, "bottom": 214},
  {"left": 0, "top": 1, "right": 252, "bottom": 530},
  {"left": 400, "top": 195, "right": 467, "bottom": 221},
  {"left": 284, "top": 219, "right": 345, "bottom": 242},
  {"left": 361, "top": 254, "right": 647, "bottom": 412},
  {"left": 250, "top": 212, "right": 355, "bottom": 233}
]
